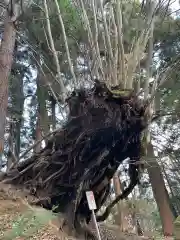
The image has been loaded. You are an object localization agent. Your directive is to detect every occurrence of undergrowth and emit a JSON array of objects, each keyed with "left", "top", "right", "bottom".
[{"left": 3, "top": 207, "right": 57, "bottom": 240}]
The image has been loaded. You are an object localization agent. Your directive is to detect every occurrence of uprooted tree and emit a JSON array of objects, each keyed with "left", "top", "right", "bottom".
[
  {"left": 0, "top": 0, "right": 177, "bottom": 238},
  {"left": 1, "top": 80, "right": 151, "bottom": 238}
]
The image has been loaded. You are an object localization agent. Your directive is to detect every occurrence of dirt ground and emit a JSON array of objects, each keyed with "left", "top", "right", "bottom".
[
  {"left": 0, "top": 183, "right": 156, "bottom": 240},
  {"left": 0, "top": 183, "right": 71, "bottom": 240}
]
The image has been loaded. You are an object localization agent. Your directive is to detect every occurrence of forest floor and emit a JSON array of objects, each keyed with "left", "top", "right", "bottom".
[
  {"left": 0, "top": 183, "right": 164, "bottom": 240},
  {"left": 0, "top": 183, "right": 72, "bottom": 240}
]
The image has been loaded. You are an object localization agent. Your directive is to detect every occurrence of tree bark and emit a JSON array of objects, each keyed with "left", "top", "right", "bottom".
[
  {"left": 0, "top": 15, "right": 16, "bottom": 157},
  {"left": 142, "top": 0, "right": 174, "bottom": 235},
  {"left": 51, "top": 99, "right": 56, "bottom": 130},
  {"left": 160, "top": 158, "right": 179, "bottom": 218},
  {"left": 113, "top": 173, "right": 123, "bottom": 230},
  {"left": 14, "top": 72, "right": 24, "bottom": 159},
  {"left": 147, "top": 143, "right": 174, "bottom": 236},
  {"left": 113, "top": 173, "right": 130, "bottom": 232},
  {"left": 34, "top": 112, "right": 42, "bottom": 153},
  {"left": 36, "top": 70, "right": 50, "bottom": 137},
  {"left": 7, "top": 122, "right": 14, "bottom": 171}
]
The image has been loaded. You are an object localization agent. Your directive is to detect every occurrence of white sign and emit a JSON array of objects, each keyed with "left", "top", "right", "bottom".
[{"left": 86, "top": 191, "right": 97, "bottom": 210}]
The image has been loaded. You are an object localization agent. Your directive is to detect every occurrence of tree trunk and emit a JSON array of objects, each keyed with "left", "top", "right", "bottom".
[
  {"left": 7, "top": 122, "right": 14, "bottom": 171},
  {"left": 14, "top": 72, "right": 24, "bottom": 159},
  {"left": 160, "top": 158, "right": 179, "bottom": 218},
  {"left": 34, "top": 112, "right": 42, "bottom": 153},
  {"left": 113, "top": 173, "right": 130, "bottom": 232},
  {"left": 113, "top": 173, "right": 123, "bottom": 230},
  {"left": 142, "top": 0, "right": 174, "bottom": 236},
  {"left": 0, "top": 15, "right": 16, "bottom": 157},
  {"left": 147, "top": 143, "right": 174, "bottom": 236},
  {"left": 36, "top": 71, "right": 50, "bottom": 137},
  {"left": 14, "top": 119, "right": 22, "bottom": 158},
  {"left": 35, "top": 57, "right": 50, "bottom": 137},
  {"left": 136, "top": 220, "right": 143, "bottom": 236},
  {"left": 51, "top": 99, "right": 56, "bottom": 130}
]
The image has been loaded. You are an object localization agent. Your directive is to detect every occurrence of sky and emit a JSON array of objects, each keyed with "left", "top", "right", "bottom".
[{"left": 171, "top": 0, "right": 179, "bottom": 10}]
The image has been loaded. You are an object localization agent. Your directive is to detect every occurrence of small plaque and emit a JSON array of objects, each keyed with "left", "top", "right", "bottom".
[{"left": 86, "top": 191, "right": 97, "bottom": 210}]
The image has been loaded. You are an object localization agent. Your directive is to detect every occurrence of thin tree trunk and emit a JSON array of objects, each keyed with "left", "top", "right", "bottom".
[
  {"left": 35, "top": 51, "right": 50, "bottom": 137},
  {"left": 131, "top": 201, "right": 144, "bottom": 236},
  {"left": 0, "top": 15, "right": 16, "bottom": 158},
  {"left": 144, "top": 0, "right": 154, "bottom": 99},
  {"left": 113, "top": 173, "right": 130, "bottom": 232},
  {"left": 43, "top": 0, "right": 66, "bottom": 101},
  {"left": 160, "top": 158, "right": 178, "bottom": 218},
  {"left": 142, "top": 0, "right": 174, "bottom": 236},
  {"left": 34, "top": 112, "right": 42, "bottom": 153},
  {"left": 6, "top": 120, "right": 18, "bottom": 171},
  {"left": 113, "top": 173, "right": 123, "bottom": 230},
  {"left": 147, "top": 143, "right": 174, "bottom": 236},
  {"left": 51, "top": 99, "right": 56, "bottom": 130},
  {"left": 34, "top": 69, "right": 50, "bottom": 153},
  {"left": 7, "top": 122, "right": 14, "bottom": 171},
  {"left": 136, "top": 220, "right": 143, "bottom": 236},
  {"left": 37, "top": 72, "right": 50, "bottom": 137},
  {"left": 14, "top": 71, "right": 24, "bottom": 159},
  {"left": 14, "top": 119, "right": 22, "bottom": 158}
]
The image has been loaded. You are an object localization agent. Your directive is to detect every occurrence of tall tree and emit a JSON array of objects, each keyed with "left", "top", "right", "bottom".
[
  {"left": 113, "top": 172, "right": 124, "bottom": 230},
  {"left": 143, "top": 0, "right": 174, "bottom": 236},
  {"left": 0, "top": 8, "right": 17, "bottom": 159},
  {"left": 147, "top": 144, "right": 174, "bottom": 236},
  {"left": 0, "top": 1, "right": 31, "bottom": 162}
]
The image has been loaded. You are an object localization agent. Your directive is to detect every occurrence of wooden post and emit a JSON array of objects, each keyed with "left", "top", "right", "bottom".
[{"left": 86, "top": 191, "right": 102, "bottom": 240}]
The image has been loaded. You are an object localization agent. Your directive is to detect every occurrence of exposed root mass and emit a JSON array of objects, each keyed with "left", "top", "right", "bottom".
[{"left": 1, "top": 80, "right": 147, "bottom": 239}]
